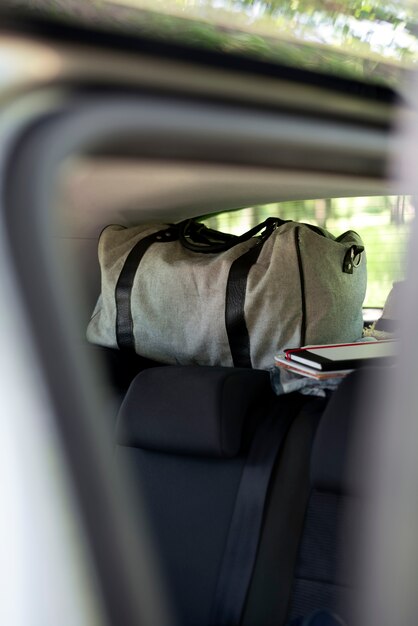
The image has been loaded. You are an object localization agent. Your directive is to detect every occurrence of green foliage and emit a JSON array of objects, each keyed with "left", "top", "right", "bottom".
[
  {"left": 360, "top": 223, "right": 408, "bottom": 307},
  {"left": 11, "top": 0, "right": 417, "bottom": 85},
  {"left": 222, "top": 0, "right": 417, "bottom": 63}
]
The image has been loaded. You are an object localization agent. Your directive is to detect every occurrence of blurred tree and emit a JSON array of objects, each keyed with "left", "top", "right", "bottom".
[
  {"left": 196, "top": 0, "right": 418, "bottom": 63},
  {"left": 313, "top": 198, "right": 332, "bottom": 228},
  {"left": 391, "top": 195, "right": 406, "bottom": 225}
]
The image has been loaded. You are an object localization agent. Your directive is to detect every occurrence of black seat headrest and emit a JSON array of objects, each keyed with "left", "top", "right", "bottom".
[{"left": 116, "top": 366, "right": 272, "bottom": 458}]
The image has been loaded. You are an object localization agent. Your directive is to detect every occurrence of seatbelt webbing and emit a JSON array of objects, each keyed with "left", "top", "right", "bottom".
[
  {"left": 209, "top": 407, "right": 295, "bottom": 626},
  {"left": 241, "top": 399, "right": 326, "bottom": 626}
]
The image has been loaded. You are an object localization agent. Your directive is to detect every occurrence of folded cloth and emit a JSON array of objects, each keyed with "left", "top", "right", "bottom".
[{"left": 270, "top": 366, "right": 342, "bottom": 397}]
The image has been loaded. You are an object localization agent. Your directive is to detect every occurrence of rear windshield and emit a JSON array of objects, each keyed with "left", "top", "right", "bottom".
[{"left": 201, "top": 195, "right": 412, "bottom": 309}]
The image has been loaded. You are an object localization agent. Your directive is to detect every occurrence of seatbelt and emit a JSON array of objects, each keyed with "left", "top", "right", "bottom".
[
  {"left": 209, "top": 396, "right": 304, "bottom": 626},
  {"left": 241, "top": 399, "right": 326, "bottom": 626}
]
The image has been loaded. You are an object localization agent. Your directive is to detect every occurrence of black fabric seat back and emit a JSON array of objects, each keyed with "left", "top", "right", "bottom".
[
  {"left": 287, "top": 368, "right": 381, "bottom": 625},
  {"left": 115, "top": 365, "right": 315, "bottom": 626},
  {"left": 116, "top": 366, "right": 273, "bottom": 625}
]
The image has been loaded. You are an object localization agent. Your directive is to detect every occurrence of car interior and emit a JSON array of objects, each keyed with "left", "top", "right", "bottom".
[{"left": 0, "top": 4, "right": 414, "bottom": 626}]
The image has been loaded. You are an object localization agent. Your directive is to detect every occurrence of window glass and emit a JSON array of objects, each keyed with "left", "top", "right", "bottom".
[
  {"left": 107, "top": 0, "right": 418, "bottom": 86},
  {"left": 11, "top": 0, "right": 418, "bottom": 86},
  {"left": 202, "top": 195, "right": 413, "bottom": 308}
]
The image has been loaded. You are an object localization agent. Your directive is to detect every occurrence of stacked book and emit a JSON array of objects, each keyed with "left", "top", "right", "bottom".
[{"left": 274, "top": 340, "right": 397, "bottom": 381}]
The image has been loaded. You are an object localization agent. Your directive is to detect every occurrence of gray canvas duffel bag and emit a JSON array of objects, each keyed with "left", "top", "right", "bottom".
[{"left": 87, "top": 217, "right": 367, "bottom": 370}]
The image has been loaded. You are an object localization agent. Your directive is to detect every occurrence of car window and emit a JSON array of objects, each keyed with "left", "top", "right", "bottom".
[
  {"left": 201, "top": 195, "right": 412, "bottom": 310},
  {"left": 5, "top": 0, "right": 418, "bottom": 87},
  {"left": 89, "top": 0, "right": 418, "bottom": 86},
  {"left": 0, "top": 7, "right": 411, "bottom": 624}
]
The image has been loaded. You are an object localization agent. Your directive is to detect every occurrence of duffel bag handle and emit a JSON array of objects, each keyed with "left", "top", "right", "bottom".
[{"left": 178, "top": 217, "right": 288, "bottom": 254}]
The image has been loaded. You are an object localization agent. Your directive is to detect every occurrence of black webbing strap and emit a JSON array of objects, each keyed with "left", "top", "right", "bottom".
[
  {"left": 115, "top": 227, "right": 176, "bottom": 350},
  {"left": 241, "top": 398, "right": 326, "bottom": 626},
  {"left": 225, "top": 240, "right": 267, "bottom": 368},
  {"left": 209, "top": 404, "right": 297, "bottom": 626},
  {"left": 179, "top": 217, "right": 283, "bottom": 254}
]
